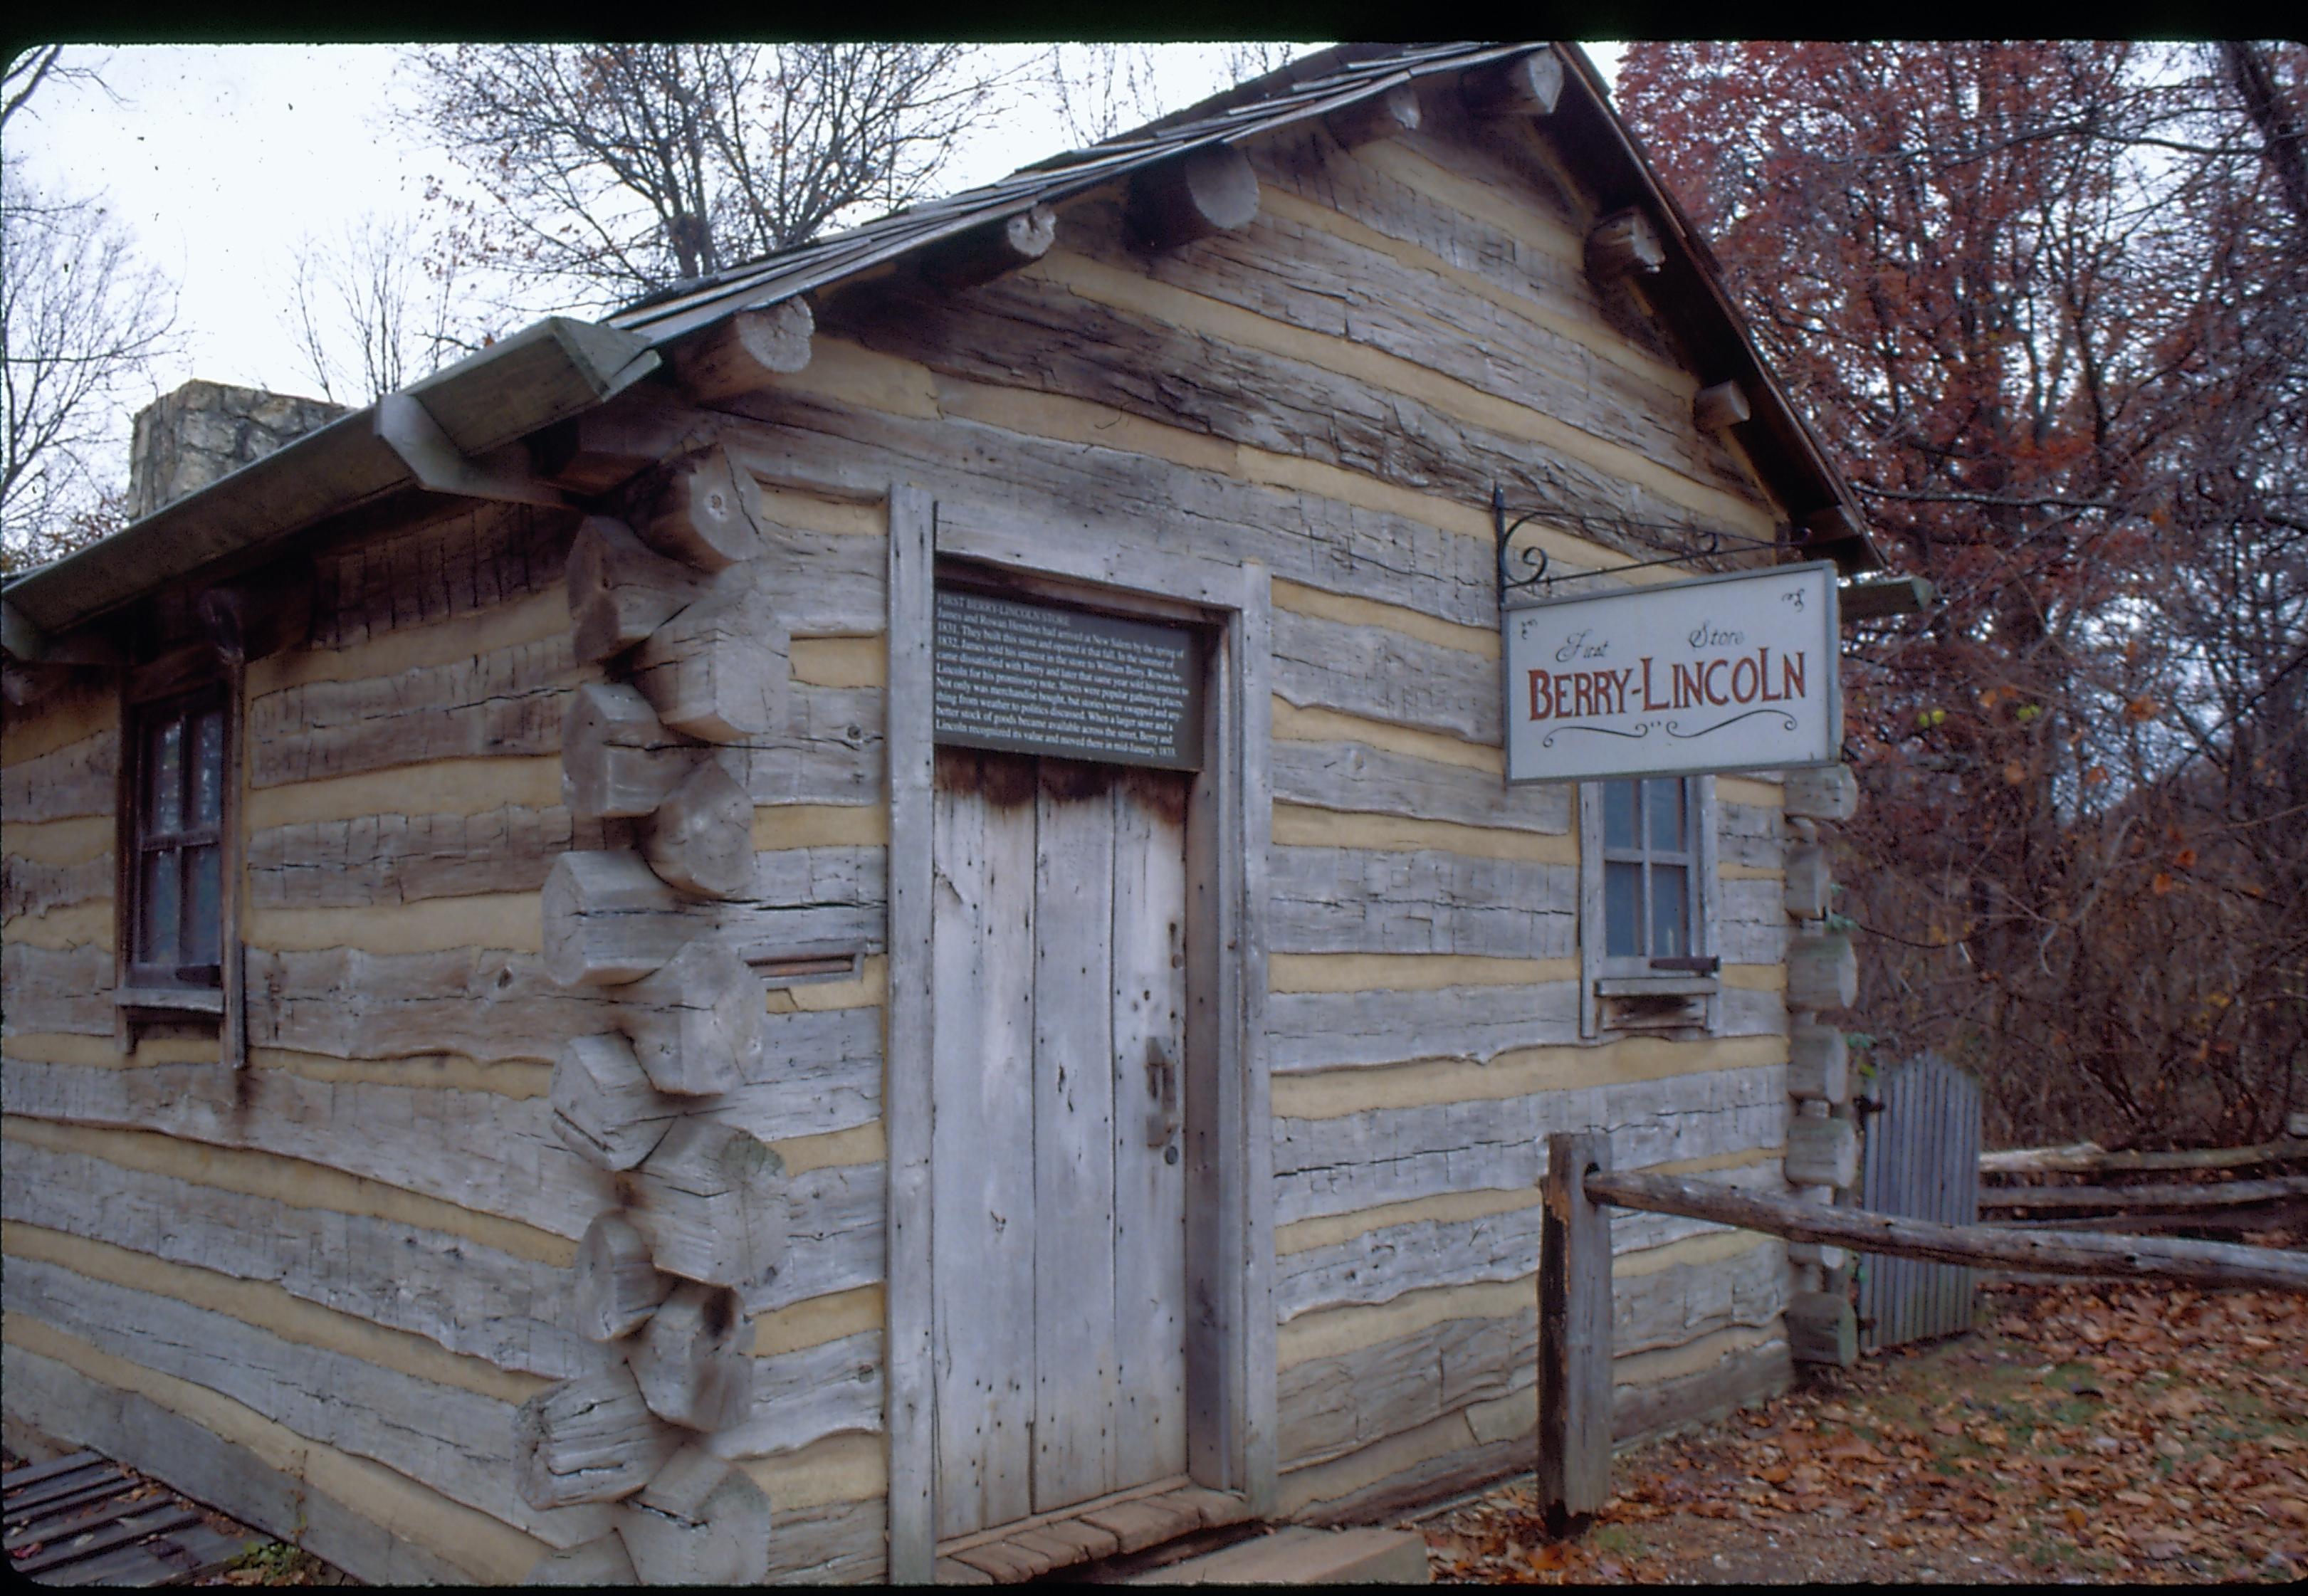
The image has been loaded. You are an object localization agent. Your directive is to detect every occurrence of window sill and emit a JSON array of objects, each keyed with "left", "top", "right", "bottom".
[
  {"left": 1595, "top": 975, "right": 1720, "bottom": 999},
  {"left": 116, "top": 986, "right": 224, "bottom": 1015}
]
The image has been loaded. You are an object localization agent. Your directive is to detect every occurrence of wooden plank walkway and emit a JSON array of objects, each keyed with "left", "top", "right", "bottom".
[{"left": 3, "top": 1449, "right": 261, "bottom": 1586}]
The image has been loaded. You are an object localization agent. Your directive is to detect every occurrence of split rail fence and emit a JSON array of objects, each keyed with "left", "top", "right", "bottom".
[{"left": 1533, "top": 1130, "right": 2308, "bottom": 1534}]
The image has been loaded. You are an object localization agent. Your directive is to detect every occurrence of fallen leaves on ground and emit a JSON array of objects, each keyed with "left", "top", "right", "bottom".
[{"left": 1414, "top": 1279, "right": 2308, "bottom": 1584}]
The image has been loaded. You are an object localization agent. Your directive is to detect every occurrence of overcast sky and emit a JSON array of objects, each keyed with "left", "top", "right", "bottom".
[{"left": 7, "top": 42, "right": 1624, "bottom": 419}]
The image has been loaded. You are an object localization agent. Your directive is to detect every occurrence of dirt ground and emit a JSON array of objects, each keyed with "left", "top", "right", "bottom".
[{"left": 1416, "top": 1279, "right": 2308, "bottom": 1585}]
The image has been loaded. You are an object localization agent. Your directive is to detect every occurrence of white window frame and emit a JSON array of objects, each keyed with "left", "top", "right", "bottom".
[{"left": 1578, "top": 775, "right": 1721, "bottom": 1038}]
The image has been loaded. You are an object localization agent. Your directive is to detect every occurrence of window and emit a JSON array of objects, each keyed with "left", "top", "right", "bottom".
[
  {"left": 127, "top": 686, "right": 229, "bottom": 991},
  {"left": 1601, "top": 777, "right": 1694, "bottom": 961},
  {"left": 1578, "top": 775, "right": 1719, "bottom": 1036}
]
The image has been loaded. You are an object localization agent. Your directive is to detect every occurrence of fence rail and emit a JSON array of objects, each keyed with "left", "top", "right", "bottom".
[{"left": 1535, "top": 1130, "right": 2308, "bottom": 1535}]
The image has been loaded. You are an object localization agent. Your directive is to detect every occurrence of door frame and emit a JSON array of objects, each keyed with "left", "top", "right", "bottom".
[{"left": 886, "top": 488, "right": 1275, "bottom": 1580}]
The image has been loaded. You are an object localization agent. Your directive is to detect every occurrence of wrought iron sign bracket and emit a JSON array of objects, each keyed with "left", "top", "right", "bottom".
[{"left": 1493, "top": 483, "right": 1785, "bottom": 611}]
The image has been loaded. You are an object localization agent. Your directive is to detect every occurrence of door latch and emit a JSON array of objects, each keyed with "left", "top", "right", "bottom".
[{"left": 1145, "top": 1036, "right": 1181, "bottom": 1151}]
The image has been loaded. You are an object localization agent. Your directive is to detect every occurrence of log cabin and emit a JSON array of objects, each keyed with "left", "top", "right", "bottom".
[{"left": 1, "top": 42, "right": 1889, "bottom": 1585}]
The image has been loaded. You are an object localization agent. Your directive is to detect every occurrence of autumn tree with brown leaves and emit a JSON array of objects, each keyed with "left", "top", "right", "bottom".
[{"left": 1620, "top": 42, "right": 2308, "bottom": 1146}]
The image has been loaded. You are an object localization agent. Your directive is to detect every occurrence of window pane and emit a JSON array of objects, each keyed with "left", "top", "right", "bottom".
[
  {"left": 1650, "top": 864, "right": 1689, "bottom": 958},
  {"left": 183, "top": 844, "right": 221, "bottom": 967},
  {"left": 191, "top": 709, "right": 225, "bottom": 826},
  {"left": 142, "top": 847, "right": 181, "bottom": 968},
  {"left": 149, "top": 716, "right": 184, "bottom": 836},
  {"left": 1645, "top": 777, "right": 1684, "bottom": 853},
  {"left": 1605, "top": 861, "right": 1643, "bottom": 957},
  {"left": 1602, "top": 780, "right": 1637, "bottom": 849}
]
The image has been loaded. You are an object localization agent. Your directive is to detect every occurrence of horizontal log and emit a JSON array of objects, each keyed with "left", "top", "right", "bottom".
[
  {"left": 1, "top": 1135, "right": 587, "bottom": 1378},
  {"left": 706, "top": 1330, "right": 883, "bottom": 1461},
  {"left": 1785, "top": 931, "right": 1857, "bottom": 1012},
  {"left": 1, "top": 940, "right": 115, "bottom": 1036},
  {"left": 643, "top": 445, "right": 767, "bottom": 572},
  {"left": 617, "top": 939, "right": 765, "bottom": 1097},
  {"left": 523, "top": 1535, "right": 634, "bottom": 1585},
  {"left": 562, "top": 683, "right": 696, "bottom": 822},
  {"left": 1781, "top": 764, "right": 1859, "bottom": 822},
  {"left": 1281, "top": 1305, "right": 1533, "bottom": 1471},
  {"left": 515, "top": 1365, "right": 681, "bottom": 1509},
  {"left": 918, "top": 205, "right": 1058, "bottom": 293},
  {"left": 574, "top": 1211, "right": 671, "bottom": 1339},
  {"left": 248, "top": 806, "right": 616, "bottom": 908},
  {"left": 3, "top": 850, "right": 112, "bottom": 921},
  {"left": 1691, "top": 381, "right": 1751, "bottom": 433},
  {"left": 1461, "top": 51, "right": 1563, "bottom": 119},
  {"left": 1268, "top": 845, "right": 1575, "bottom": 960},
  {"left": 1978, "top": 1175, "right": 2308, "bottom": 1212},
  {"left": 250, "top": 634, "right": 583, "bottom": 788},
  {"left": 761, "top": 1160, "right": 883, "bottom": 1312},
  {"left": 1586, "top": 208, "right": 1664, "bottom": 280},
  {"left": 626, "top": 1281, "right": 751, "bottom": 1431},
  {"left": 565, "top": 515, "right": 707, "bottom": 665},
  {"left": 1128, "top": 142, "right": 1261, "bottom": 250},
  {"left": 1275, "top": 1064, "right": 1788, "bottom": 1226},
  {"left": 762, "top": 1493, "right": 884, "bottom": 1585},
  {"left": 1783, "top": 839, "right": 1829, "bottom": 920},
  {"left": 618, "top": 1444, "right": 773, "bottom": 1585},
  {"left": 1788, "top": 1019, "right": 1849, "bottom": 1104},
  {"left": 554, "top": 1033, "right": 681, "bottom": 1172},
  {"left": 310, "top": 499, "right": 574, "bottom": 652},
  {"left": 643, "top": 762, "right": 755, "bottom": 900},
  {"left": 3, "top": 1251, "right": 605, "bottom": 1545},
  {"left": 1274, "top": 740, "right": 1568, "bottom": 835},
  {"left": 1273, "top": 604, "right": 1498, "bottom": 745},
  {"left": 543, "top": 850, "right": 693, "bottom": 987},
  {"left": 625, "top": 1117, "right": 790, "bottom": 1310},
  {"left": 693, "top": 1007, "right": 878, "bottom": 1149},
  {"left": 1268, "top": 981, "right": 1583, "bottom": 1072},
  {"left": 1978, "top": 1137, "right": 2308, "bottom": 1176},
  {"left": 1783, "top": 1116, "right": 1857, "bottom": 1189},
  {"left": 1585, "top": 1169, "right": 2308, "bottom": 1291},
  {"left": 3, "top": 1054, "right": 617, "bottom": 1240},
  {"left": 1, "top": 730, "right": 116, "bottom": 824},
  {"left": 1324, "top": 83, "right": 1420, "bottom": 149},
  {"left": 630, "top": 565, "right": 789, "bottom": 742},
  {"left": 670, "top": 302, "right": 815, "bottom": 406}
]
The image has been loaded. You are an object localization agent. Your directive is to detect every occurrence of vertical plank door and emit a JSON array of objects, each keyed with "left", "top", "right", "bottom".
[{"left": 930, "top": 750, "right": 1192, "bottom": 1538}]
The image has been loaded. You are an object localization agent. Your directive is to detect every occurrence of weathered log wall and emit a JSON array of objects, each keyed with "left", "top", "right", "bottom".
[{"left": 3, "top": 80, "right": 1811, "bottom": 1581}]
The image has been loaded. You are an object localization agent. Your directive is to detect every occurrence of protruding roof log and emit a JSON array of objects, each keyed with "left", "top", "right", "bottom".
[
  {"left": 1586, "top": 208, "right": 1666, "bottom": 281},
  {"left": 1128, "top": 144, "right": 1261, "bottom": 251},
  {"left": 1325, "top": 82, "right": 1420, "bottom": 147},
  {"left": 1462, "top": 51, "right": 1565, "bottom": 120},
  {"left": 919, "top": 204, "right": 1058, "bottom": 292},
  {"left": 1693, "top": 380, "right": 1753, "bottom": 433},
  {"left": 667, "top": 300, "right": 814, "bottom": 404}
]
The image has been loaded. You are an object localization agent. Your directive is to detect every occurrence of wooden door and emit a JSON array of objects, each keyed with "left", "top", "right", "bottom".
[{"left": 930, "top": 748, "right": 1191, "bottom": 1538}]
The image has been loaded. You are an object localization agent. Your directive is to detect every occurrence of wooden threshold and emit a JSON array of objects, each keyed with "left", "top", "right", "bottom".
[{"left": 934, "top": 1477, "right": 1252, "bottom": 1585}]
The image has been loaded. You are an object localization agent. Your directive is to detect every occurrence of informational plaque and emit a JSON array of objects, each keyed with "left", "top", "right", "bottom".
[
  {"left": 934, "top": 589, "right": 1203, "bottom": 770},
  {"left": 1505, "top": 562, "right": 1842, "bottom": 782}
]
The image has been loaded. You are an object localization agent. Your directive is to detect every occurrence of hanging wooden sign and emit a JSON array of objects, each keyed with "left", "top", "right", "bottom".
[
  {"left": 933, "top": 588, "right": 1204, "bottom": 770},
  {"left": 1505, "top": 562, "right": 1841, "bottom": 782}
]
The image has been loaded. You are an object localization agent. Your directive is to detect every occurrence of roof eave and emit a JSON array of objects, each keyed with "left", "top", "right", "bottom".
[{"left": 2, "top": 317, "right": 660, "bottom": 652}]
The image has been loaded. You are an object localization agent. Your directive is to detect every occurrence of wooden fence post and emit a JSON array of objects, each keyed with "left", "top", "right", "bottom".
[{"left": 1538, "top": 1131, "right": 1613, "bottom": 1537}]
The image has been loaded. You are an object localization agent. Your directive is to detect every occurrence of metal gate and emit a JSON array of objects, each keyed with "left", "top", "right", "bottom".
[{"left": 1858, "top": 1052, "right": 1982, "bottom": 1351}]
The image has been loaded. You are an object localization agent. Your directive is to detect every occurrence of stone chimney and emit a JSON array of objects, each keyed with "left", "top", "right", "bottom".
[{"left": 126, "top": 380, "right": 350, "bottom": 521}]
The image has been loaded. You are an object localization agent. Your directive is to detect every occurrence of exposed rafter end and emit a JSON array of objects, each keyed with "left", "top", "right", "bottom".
[
  {"left": 918, "top": 206, "right": 1059, "bottom": 293},
  {"left": 1693, "top": 380, "right": 1752, "bottom": 433},
  {"left": 668, "top": 300, "right": 816, "bottom": 404},
  {"left": 1586, "top": 208, "right": 1665, "bottom": 283},
  {"left": 1462, "top": 50, "right": 1565, "bottom": 120},
  {"left": 1127, "top": 144, "right": 1261, "bottom": 253},
  {"left": 1839, "top": 575, "right": 1936, "bottom": 621},
  {"left": 1325, "top": 83, "right": 1420, "bottom": 149}
]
